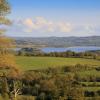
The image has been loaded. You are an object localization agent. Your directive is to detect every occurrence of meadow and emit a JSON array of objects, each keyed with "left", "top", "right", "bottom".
[
  {"left": 16, "top": 56, "right": 100, "bottom": 70},
  {"left": 15, "top": 56, "right": 100, "bottom": 99}
]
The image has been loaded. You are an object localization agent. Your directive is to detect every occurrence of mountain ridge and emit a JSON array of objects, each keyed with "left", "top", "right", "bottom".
[{"left": 12, "top": 36, "right": 100, "bottom": 47}]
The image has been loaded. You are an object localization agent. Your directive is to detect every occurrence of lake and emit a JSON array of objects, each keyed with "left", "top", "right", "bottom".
[{"left": 41, "top": 46, "right": 100, "bottom": 53}]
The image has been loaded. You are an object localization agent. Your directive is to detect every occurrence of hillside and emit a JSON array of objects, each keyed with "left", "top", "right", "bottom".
[{"left": 13, "top": 36, "right": 100, "bottom": 47}]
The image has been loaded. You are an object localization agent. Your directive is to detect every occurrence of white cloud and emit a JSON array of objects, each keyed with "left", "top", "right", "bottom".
[
  {"left": 85, "top": 25, "right": 95, "bottom": 33},
  {"left": 18, "top": 17, "right": 73, "bottom": 33},
  {"left": 8, "top": 17, "right": 100, "bottom": 37},
  {"left": 35, "top": 17, "right": 48, "bottom": 26},
  {"left": 58, "top": 22, "right": 72, "bottom": 32},
  {"left": 23, "top": 28, "right": 33, "bottom": 33},
  {"left": 23, "top": 18, "right": 34, "bottom": 28},
  {"left": 82, "top": 24, "right": 100, "bottom": 36}
]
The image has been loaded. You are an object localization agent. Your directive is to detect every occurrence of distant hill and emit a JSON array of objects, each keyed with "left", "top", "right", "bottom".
[{"left": 12, "top": 36, "right": 100, "bottom": 47}]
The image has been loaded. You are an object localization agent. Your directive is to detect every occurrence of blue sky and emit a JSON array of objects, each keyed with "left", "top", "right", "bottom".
[{"left": 6, "top": 0, "right": 100, "bottom": 37}]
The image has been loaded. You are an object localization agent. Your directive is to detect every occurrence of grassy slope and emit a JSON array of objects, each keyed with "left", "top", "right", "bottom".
[
  {"left": 15, "top": 56, "right": 100, "bottom": 95},
  {"left": 16, "top": 56, "right": 100, "bottom": 70}
]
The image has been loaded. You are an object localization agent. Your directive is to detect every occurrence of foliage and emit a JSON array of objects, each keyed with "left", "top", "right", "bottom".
[{"left": 0, "top": 0, "right": 21, "bottom": 100}]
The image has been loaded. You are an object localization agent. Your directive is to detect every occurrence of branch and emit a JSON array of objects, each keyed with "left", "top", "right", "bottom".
[{"left": 0, "top": 16, "right": 11, "bottom": 25}]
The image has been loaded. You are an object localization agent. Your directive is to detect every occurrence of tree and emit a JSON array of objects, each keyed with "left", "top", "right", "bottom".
[
  {"left": 38, "top": 92, "right": 46, "bottom": 100},
  {"left": 0, "top": 0, "right": 21, "bottom": 99},
  {"left": 0, "top": 0, "right": 14, "bottom": 68},
  {"left": 10, "top": 80, "right": 22, "bottom": 100},
  {"left": 93, "top": 54, "right": 98, "bottom": 59},
  {"left": 0, "top": 0, "right": 19, "bottom": 72},
  {"left": 1, "top": 73, "right": 9, "bottom": 100},
  {"left": 0, "top": 0, "right": 11, "bottom": 34},
  {"left": 34, "top": 84, "right": 40, "bottom": 96}
]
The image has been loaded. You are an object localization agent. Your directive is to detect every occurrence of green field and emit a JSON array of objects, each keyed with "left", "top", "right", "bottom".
[{"left": 16, "top": 56, "right": 100, "bottom": 70}]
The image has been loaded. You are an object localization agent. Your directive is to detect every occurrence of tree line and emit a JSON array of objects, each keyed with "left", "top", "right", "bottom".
[{"left": 17, "top": 48, "right": 100, "bottom": 60}]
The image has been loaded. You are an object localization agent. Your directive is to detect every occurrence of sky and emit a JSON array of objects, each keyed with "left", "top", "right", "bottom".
[{"left": 5, "top": 0, "right": 100, "bottom": 37}]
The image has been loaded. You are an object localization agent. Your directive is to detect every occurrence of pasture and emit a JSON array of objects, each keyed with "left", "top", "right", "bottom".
[{"left": 16, "top": 56, "right": 100, "bottom": 70}]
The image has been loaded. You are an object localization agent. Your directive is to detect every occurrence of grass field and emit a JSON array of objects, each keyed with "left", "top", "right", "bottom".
[{"left": 16, "top": 56, "right": 100, "bottom": 70}]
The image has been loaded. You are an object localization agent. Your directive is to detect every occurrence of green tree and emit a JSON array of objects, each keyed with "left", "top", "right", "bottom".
[{"left": 1, "top": 73, "right": 9, "bottom": 100}]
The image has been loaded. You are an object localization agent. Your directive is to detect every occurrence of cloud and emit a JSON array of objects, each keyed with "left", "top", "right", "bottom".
[
  {"left": 18, "top": 17, "right": 73, "bottom": 33},
  {"left": 23, "top": 18, "right": 34, "bottom": 28},
  {"left": 23, "top": 28, "right": 33, "bottom": 33},
  {"left": 84, "top": 25, "right": 96, "bottom": 34},
  {"left": 8, "top": 17, "right": 100, "bottom": 37},
  {"left": 58, "top": 22, "right": 72, "bottom": 32},
  {"left": 35, "top": 17, "right": 48, "bottom": 26}
]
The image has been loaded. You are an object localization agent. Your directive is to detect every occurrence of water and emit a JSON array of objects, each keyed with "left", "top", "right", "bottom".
[
  {"left": 41, "top": 46, "right": 100, "bottom": 53},
  {"left": 13, "top": 48, "right": 21, "bottom": 51}
]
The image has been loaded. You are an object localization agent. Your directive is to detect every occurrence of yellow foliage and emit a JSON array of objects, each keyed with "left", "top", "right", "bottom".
[
  {"left": 0, "top": 37, "right": 21, "bottom": 77},
  {"left": 0, "top": 54, "right": 16, "bottom": 68},
  {"left": 0, "top": 36, "right": 14, "bottom": 48},
  {"left": 0, "top": 0, "right": 20, "bottom": 79}
]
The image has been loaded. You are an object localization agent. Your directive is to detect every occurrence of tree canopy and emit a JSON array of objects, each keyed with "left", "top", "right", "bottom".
[{"left": 0, "top": 0, "right": 19, "bottom": 74}]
